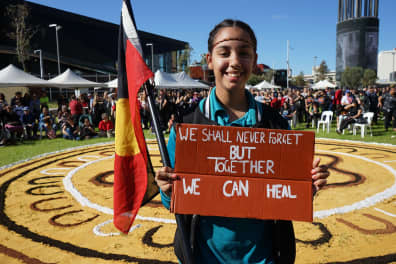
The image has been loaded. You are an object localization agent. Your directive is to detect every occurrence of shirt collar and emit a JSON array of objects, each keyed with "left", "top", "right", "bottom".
[{"left": 209, "top": 87, "right": 258, "bottom": 127}]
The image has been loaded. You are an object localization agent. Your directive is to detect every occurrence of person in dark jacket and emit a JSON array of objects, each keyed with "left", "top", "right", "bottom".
[
  {"left": 21, "top": 106, "right": 38, "bottom": 139},
  {"left": 366, "top": 86, "right": 379, "bottom": 124},
  {"left": 1, "top": 104, "right": 24, "bottom": 144},
  {"left": 380, "top": 86, "right": 396, "bottom": 132},
  {"left": 155, "top": 19, "right": 329, "bottom": 264}
]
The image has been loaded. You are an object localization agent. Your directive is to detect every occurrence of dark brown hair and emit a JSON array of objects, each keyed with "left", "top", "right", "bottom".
[{"left": 208, "top": 19, "right": 257, "bottom": 53}]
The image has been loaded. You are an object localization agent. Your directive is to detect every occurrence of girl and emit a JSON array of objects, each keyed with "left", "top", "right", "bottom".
[
  {"left": 39, "top": 106, "right": 56, "bottom": 139},
  {"left": 79, "top": 117, "right": 97, "bottom": 139},
  {"left": 155, "top": 19, "right": 329, "bottom": 263},
  {"left": 98, "top": 112, "right": 114, "bottom": 138}
]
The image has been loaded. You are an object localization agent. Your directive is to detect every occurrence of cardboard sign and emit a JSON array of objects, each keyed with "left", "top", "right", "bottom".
[{"left": 170, "top": 123, "right": 315, "bottom": 222}]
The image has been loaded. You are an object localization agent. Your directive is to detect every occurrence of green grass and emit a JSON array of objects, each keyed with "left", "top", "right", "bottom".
[
  {"left": 0, "top": 136, "right": 114, "bottom": 167},
  {"left": 0, "top": 119, "right": 394, "bottom": 168},
  {"left": 291, "top": 117, "right": 396, "bottom": 145},
  {"left": 0, "top": 129, "right": 157, "bottom": 167}
]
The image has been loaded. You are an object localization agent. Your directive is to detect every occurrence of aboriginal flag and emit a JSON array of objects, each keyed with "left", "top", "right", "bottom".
[{"left": 113, "top": 0, "right": 158, "bottom": 234}]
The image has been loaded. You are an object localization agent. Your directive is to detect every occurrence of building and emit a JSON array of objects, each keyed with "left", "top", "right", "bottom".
[
  {"left": 336, "top": 0, "right": 379, "bottom": 81},
  {"left": 0, "top": 1, "right": 188, "bottom": 81},
  {"left": 377, "top": 49, "right": 396, "bottom": 83},
  {"left": 303, "top": 67, "right": 336, "bottom": 85}
]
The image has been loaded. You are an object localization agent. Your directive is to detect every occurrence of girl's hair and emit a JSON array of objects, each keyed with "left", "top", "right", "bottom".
[{"left": 208, "top": 19, "right": 257, "bottom": 52}]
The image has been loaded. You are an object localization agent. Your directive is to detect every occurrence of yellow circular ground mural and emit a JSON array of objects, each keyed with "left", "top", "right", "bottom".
[{"left": 0, "top": 139, "right": 395, "bottom": 264}]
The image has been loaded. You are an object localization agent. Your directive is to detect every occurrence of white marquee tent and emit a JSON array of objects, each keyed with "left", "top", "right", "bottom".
[
  {"left": 154, "top": 70, "right": 210, "bottom": 89},
  {"left": 0, "top": 64, "right": 51, "bottom": 87},
  {"left": 311, "top": 80, "right": 337, "bottom": 89},
  {"left": 253, "top": 80, "right": 281, "bottom": 90},
  {"left": 105, "top": 78, "right": 118, "bottom": 88},
  {"left": 48, "top": 68, "right": 101, "bottom": 88}
]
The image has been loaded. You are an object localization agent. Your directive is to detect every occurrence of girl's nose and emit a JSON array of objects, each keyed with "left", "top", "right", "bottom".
[{"left": 229, "top": 52, "right": 242, "bottom": 69}]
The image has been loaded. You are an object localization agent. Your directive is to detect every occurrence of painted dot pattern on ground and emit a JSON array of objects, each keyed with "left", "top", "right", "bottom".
[{"left": 0, "top": 139, "right": 396, "bottom": 264}]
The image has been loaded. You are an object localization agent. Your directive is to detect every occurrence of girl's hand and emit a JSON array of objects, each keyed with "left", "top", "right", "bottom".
[
  {"left": 311, "top": 158, "right": 329, "bottom": 196},
  {"left": 155, "top": 167, "right": 178, "bottom": 197}
]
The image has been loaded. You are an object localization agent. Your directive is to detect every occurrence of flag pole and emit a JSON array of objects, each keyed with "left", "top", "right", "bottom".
[{"left": 143, "top": 81, "right": 194, "bottom": 264}]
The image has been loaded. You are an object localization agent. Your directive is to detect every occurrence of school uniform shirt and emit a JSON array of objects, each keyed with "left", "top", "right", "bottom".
[{"left": 161, "top": 87, "right": 274, "bottom": 264}]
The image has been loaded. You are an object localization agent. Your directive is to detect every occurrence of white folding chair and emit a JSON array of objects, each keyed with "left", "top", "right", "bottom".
[
  {"left": 317, "top": 111, "right": 333, "bottom": 133},
  {"left": 353, "top": 112, "right": 374, "bottom": 138}
]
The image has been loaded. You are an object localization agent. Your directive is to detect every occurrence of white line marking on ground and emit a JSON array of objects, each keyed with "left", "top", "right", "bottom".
[
  {"left": 314, "top": 150, "right": 396, "bottom": 219},
  {"left": 93, "top": 219, "right": 141, "bottom": 236},
  {"left": 374, "top": 208, "right": 396, "bottom": 217},
  {"left": 63, "top": 155, "right": 176, "bottom": 224},
  {"left": 41, "top": 168, "right": 71, "bottom": 175},
  {"left": 77, "top": 155, "right": 101, "bottom": 162}
]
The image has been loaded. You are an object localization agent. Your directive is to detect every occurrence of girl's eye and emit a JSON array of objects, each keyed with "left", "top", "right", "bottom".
[{"left": 217, "top": 51, "right": 229, "bottom": 57}]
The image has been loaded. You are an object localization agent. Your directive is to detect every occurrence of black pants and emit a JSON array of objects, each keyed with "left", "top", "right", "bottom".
[
  {"left": 339, "top": 117, "right": 356, "bottom": 131},
  {"left": 306, "top": 113, "right": 321, "bottom": 128},
  {"left": 383, "top": 109, "right": 396, "bottom": 130}
]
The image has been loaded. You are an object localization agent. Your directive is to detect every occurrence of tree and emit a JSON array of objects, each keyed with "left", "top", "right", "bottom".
[
  {"left": 362, "top": 68, "right": 377, "bottom": 87},
  {"left": 5, "top": 3, "right": 36, "bottom": 71},
  {"left": 341, "top": 66, "right": 363, "bottom": 90},
  {"left": 247, "top": 74, "right": 265, "bottom": 86},
  {"left": 294, "top": 71, "right": 306, "bottom": 87},
  {"left": 200, "top": 53, "right": 207, "bottom": 65},
  {"left": 316, "top": 60, "right": 329, "bottom": 81}
]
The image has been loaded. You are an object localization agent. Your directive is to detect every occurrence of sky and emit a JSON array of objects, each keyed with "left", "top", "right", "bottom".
[{"left": 28, "top": 0, "right": 396, "bottom": 76}]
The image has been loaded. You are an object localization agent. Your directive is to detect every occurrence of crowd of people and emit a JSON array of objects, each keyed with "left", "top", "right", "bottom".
[
  {"left": 1, "top": 83, "right": 395, "bottom": 146},
  {"left": 137, "top": 84, "right": 396, "bottom": 135},
  {"left": 0, "top": 91, "right": 116, "bottom": 145}
]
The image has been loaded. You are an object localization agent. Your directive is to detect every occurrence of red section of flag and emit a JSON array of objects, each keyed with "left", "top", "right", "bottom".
[
  {"left": 114, "top": 153, "right": 147, "bottom": 233},
  {"left": 125, "top": 39, "right": 153, "bottom": 162}
]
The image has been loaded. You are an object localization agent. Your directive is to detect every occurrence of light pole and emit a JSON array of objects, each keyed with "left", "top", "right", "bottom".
[
  {"left": 201, "top": 63, "right": 207, "bottom": 82},
  {"left": 287, "top": 40, "right": 290, "bottom": 89},
  {"left": 49, "top": 24, "right": 62, "bottom": 75},
  {"left": 146, "top": 43, "right": 154, "bottom": 72},
  {"left": 392, "top": 50, "right": 396, "bottom": 82},
  {"left": 34, "top": 49, "right": 43, "bottom": 79},
  {"left": 313, "top": 56, "right": 318, "bottom": 81}
]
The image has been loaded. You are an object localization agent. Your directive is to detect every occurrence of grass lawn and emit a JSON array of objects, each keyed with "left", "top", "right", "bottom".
[
  {"left": 293, "top": 117, "right": 396, "bottom": 145},
  {"left": 0, "top": 119, "right": 395, "bottom": 168}
]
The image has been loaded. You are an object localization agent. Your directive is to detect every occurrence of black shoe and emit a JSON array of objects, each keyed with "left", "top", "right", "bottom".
[{"left": 336, "top": 129, "right": 342, "bottom": 135}]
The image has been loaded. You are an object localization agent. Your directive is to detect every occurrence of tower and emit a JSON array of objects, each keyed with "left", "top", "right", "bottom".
[{"left": 336, "top": 0, "right": 379, "bottom": 81}]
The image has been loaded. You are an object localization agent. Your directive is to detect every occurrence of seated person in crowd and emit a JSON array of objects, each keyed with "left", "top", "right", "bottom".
[
  {"left": 0, "top": 93, "right": 8, "bottom": 111},
  {"left": 61, "top": 115, "right": 80, "bottom": 140},
  {"left": 78, "top": 107, "right": 93, "bottom": 128},
  {"left": 98, "top": 113, "right": 114, "bottom": 138},
  {"left": 307, "top": 99, "right": 321, "bottom": 128},
  {"left": 21, "top": 107, "right": 38, "bottom": 139},
  {"left": 336, "top": 97, "right": 365, "bottom": 134},
  {"left": 39, "top": 106, "right": 56, "bottom": 139},
  {"left": 57, "top": 105, "right": 71, "bottom": 129},
  {"left": 79, "top": 118, "right": 97, "bottom": 140},
  {"left": 167, "top": 114, "right": 175, "bottom": 133},
  {"left": 13, "top": 99, "right": 25, "bottom": 121},
  {"left": 1, "top": 104, "right": 24, "bottom": 145}
]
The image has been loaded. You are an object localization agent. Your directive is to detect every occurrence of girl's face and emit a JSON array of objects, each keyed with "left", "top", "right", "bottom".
[{"left": 207, "top": 27, "right": 257, "bottom": 93}]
